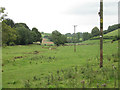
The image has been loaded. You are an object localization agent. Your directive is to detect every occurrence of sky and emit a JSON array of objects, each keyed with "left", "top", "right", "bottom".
[{"left": 0, "top": 0, "right": 119, "bottom": 34}]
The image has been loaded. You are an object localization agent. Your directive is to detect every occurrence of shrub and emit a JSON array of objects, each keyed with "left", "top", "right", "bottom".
[{"left": 9, "top": 42, "right": 15, "bottom": 46}]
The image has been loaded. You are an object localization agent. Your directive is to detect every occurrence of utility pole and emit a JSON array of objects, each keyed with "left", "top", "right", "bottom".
[
  {"left": 73, "top": 25, "right": 77, "bottom": 52},
  {"left": 98, "top": 0, "right": 103, "bottom": 68}
]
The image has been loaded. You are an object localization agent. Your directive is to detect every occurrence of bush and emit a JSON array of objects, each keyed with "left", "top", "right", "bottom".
[
  {"left": 9, "top": 42, "right": 15, "bottom": 46},
  {"left": 2, "top": 43, "right": 7, "bottom": 47},
  {"left": 113, "top": 36, "right": 119, "bottom": 41}
]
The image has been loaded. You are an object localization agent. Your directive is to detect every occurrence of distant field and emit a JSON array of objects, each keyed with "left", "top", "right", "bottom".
[
  {"left": 2, "top": 39, "right": 118, "bottom": 88},
  {"left": 90, "top": 29, "right": 119, "bottom": 40},
  {"left": 104, "top": 29, "right": 118, "bottom": 36},
  {"left": 42, "top": 33, "right": 51, "bottom": 38},
  {"left": 80, "top": 39, "right": 112, "bottom": 45}
]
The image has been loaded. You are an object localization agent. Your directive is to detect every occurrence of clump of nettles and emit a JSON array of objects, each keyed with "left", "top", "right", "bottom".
[
  {"left": 81, "top": 80, "right": 85, "bottom": 88},
  {"left": 97, "top": 83, "right": 99, "bottom": 88},
  {"left": 102, "top": 83, "right": 107, "bottom": 88}
]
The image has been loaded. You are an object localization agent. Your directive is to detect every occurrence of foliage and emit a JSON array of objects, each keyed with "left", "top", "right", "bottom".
[
  {"left": 90, "top": 29, "right": 119, "bottom": 40},
  {"left": 108, "top": 24, "right": 120, "bottom": 32},
  {"left": 51, "top": 30, "right": 67, "bottom": 46},
  {"left": 15, "top": 23, "right": 30, "bottom": 30},
  {"left": 91, "top": 27, "right": 100, "bottom": 37},
  {"left": 0, "top": 7, "right": 7, "bottom": 21},
  {"left": 32, "top": 27, "right": 42, "bottom": 43},
  {"left": 112, "top": 35, "right": 120, "bottom": 41},
  {"left": 2, "top": 22, "right": 17, "bottom": 45},
  {"left": 76, "top": 32, "right": 81, "bottom": 41},
  {"left": 82, "top": 32, "right": 91, "bottom": 41},
  {"left": 65, "top": 33, "right": 72, "bottom": 37},
  {"left": 15, "top": 24, "right": 33, "bottom": 45},
  {"left": 65, "top": 32, "right": 82, "bottom": 43},
  {"left": 3, "top": 18, "right": 15, "bottom": 28},
  {"left": 2, "top": 18, "right": 42, "bottom": 45},
  {"left": 0, "top": 7, "right": 5, "bottom": 14},
  {"left": 103, "top": 24, "right": 120, "bottom": 34}
]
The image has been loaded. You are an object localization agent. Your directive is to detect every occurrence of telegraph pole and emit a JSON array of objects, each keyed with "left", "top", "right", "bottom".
[
  {"left": 99, "top": 0, "right": 103, "bottom": 68},
  {"left": 73, "top": 25, "right": 77, "bottom": 52}
]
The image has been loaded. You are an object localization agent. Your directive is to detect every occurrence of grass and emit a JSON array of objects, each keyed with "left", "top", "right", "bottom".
[
  {"left": 2, "top": 40, "right": 118, "bottom": 88},
  {"left": 90, "top": 29, "right": 119, "bottom": 40},
  {"left": 104, "top": 29, "right": 119, "bottom": 37},
  {"left": 80, "top": 39, "right": 113, "bottom": 45}
]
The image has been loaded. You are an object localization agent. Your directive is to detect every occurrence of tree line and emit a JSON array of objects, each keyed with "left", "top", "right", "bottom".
[
  {"left": 46, "top": 24, "right": 120, "bottom": 46},
  {"left": 64, "top": 24, "right": 120, "bottom": 43},
  {"left": 2, "top": 18, "right": 42, "bottom": 46},
  {"left": 1, "top": 7, "right": 119, "bottom": 46},
  {"left": 44, "top": 27, "right": 100, "bottom": 46},
  {"left": 64, "top": 26, "right": 100, "bottom": 43},
  {"left": 2, "top": 18, "right": 119, "bottom": 46}
]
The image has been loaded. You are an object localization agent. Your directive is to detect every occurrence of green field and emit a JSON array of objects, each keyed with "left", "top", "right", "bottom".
[
  {"left": 90, "top": 29, "right": 119, "bottom": 40},
  {"left": 2, "top": 39, "right": 118, "bottom": 88},
  {"left": 104, "top": 29, "right": 119, "bottom": 37}
]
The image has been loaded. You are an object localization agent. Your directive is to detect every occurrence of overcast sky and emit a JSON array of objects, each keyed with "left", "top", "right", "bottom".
[{"left": 0, "top": 0, "right": 119, "bottom": 34}]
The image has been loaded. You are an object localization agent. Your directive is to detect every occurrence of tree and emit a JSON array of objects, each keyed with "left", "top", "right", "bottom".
[
  {"left": 65, "top": 33, "right": 72, "bottom": 37},
  {"left": 91, "top": 27, "right": 100, "bottom": 37},
  {"left": 82, "top": 32, "right": 91, "bottom": 41},
  {"left": 2, "top": 22, "right": 17, "bottom": 45},
  {"left": 1, "top": 17, "right": 42, "bottom": 45},
  {"left": 103, "top": 24, "right": 120, "bottom": 34},
  {"left": 0, "top": 7, "right": 7, "bottom": 46},
  {"left": 65, "top": 33, "right": 73, "bottom": 43},
  {"left": 15, "top": 23, "right": 30, "bottom": 30},
  {"left": 32, "top": 27, "right": 42, "bottom": 43},
  {"left": 0, "top": 7, "right": 7, "bottom": 21},
  {"left": 3, "top": 18, "right": 15, "bottom": 28},
  {"left": 14, "top": 23, "right": 42, "bottom": 45},
  {"left": 60, "top": 35, "right": 67, "bottom": 45},
  {"left": 15, "top": 23, "right": 35, "bottom": 45},
  {"left": 15, "top": 26, "right": 32, "bottom": 45},
  {"left": 31, "top": 31, "right": 37, "bottom": 42},
  {"left": 51, "top": 30, "right": 66, "bottom": 46},
  {"left": 76, "top": 32, "right": 82, "bottom": 42},
  {"left": 107, "top": 24, "right": 120, "bottom": 32}
]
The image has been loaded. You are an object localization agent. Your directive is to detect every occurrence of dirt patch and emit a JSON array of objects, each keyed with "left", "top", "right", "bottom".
[
  {"left": 49, "top": 47, "right": 56, "bottom": 50},
  {"left": 33, "top": 51, "right": 39, "bottom": 54},
  {"left": 14, "top": 56, "right": 23, "bottom": 59},
  {"left": 14, "top": 56, "right": 27, "bottom": 59},
  {"left": 2, "top": 64, "right": 4, "bottom": 66},
  {"left": 24, "top": 51, "right": 40, "bottom": 54}
]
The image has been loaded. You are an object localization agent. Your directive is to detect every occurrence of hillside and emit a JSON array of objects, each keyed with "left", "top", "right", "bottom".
[
  {"left": 90, "top": 29, "right": 119, "bottom": 40},
  {"left": 104, "top": 29, "right": 118, "bottom": 36},
  {"left": 81, "top": 29, "right": 119, "bottom": 45}
]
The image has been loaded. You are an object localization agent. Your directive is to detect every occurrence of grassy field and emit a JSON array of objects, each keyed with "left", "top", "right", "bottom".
[
  {"left": 90, "top": 29, "right": 119, "bottom": 40},
  {"left": 104, "top": 29, "right": 119, "bottom": 37},
  {"left": 2, "top": 39, "right": 118, "bottom": 88}
]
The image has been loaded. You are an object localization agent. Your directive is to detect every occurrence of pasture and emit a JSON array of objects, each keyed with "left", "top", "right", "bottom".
[{"left": 2, "top": 40, "right": 118, "bottom": 88}]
